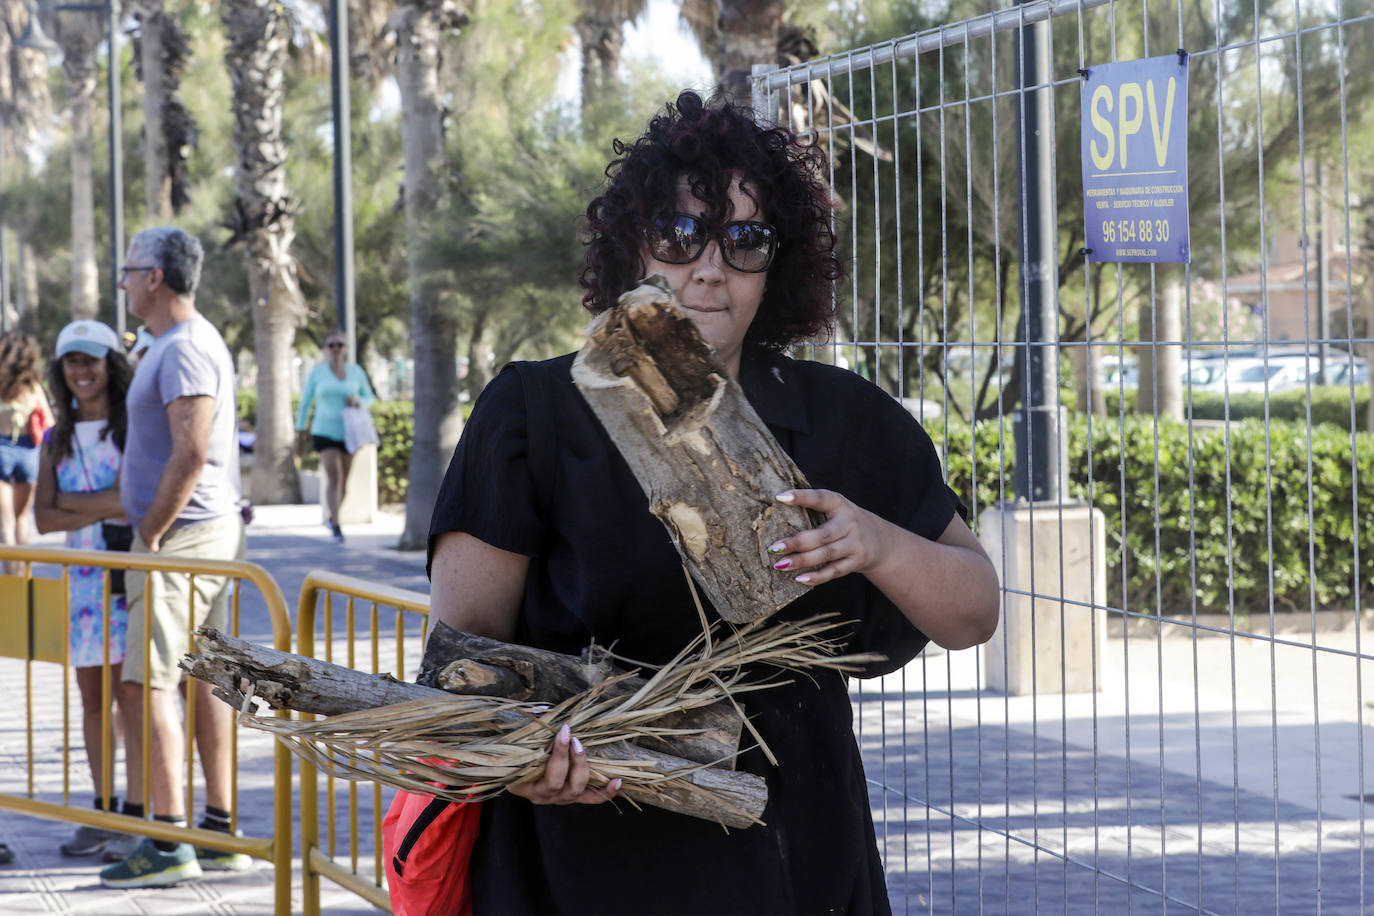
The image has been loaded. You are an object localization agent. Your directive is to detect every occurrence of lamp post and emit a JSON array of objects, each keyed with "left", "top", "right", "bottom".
[
  {"left": 17, "top": 1, "right": 125, "bottom": 336},
  {"left": 329, "top": 0, "right": 355, "bottom": 363}
]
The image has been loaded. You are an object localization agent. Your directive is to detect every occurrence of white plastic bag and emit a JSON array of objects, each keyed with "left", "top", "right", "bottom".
[{"left": 341, "top": 406, "right": 380, "bottom": 454}]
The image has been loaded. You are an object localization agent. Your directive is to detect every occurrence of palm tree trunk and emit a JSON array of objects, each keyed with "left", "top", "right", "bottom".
[
  {"left": 139, "top": 0, "right": 171, "bottom": 218},
  {"left": 1137, "top": 279, "right": 1183, "bottom": 419},
  {"left": 57, "top": 15, "right": 102, "bottom": 320},
  {"left": 392, "top": 0, "right": 465, "bottom": 550},
  {"left": 716, "top": 0, "right": 782, "bottom": 102},
  {"left": 1, "top": 9, "right": 49, "bottom": 334},
  {"left": 135, "top": 1, "right": 195, "bottom": 216},
  {"left": 680, "top": 0, "right": 781, "bottom": 102},
  {"left": 223, "top": 0, "right": 304, "bottom": 504}
]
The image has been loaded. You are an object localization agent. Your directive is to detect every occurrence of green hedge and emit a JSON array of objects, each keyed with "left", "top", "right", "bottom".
[
  {"left": 943, "top": 414, "right": 1374, "bottom": 617},
  {"left": 1188, "top": 386, "right": 1371, "bottom": 430},
  {"left": 1107, "top": 386, "right": 1371, "bottom": 431},
  {"left": 373, "top": 401, "right": 414, "bottom": 506}
]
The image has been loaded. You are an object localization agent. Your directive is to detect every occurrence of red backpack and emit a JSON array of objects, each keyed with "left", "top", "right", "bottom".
[
  {"left": 382, "top": 789, "right": 482, "bottom": 916},
  {"left": 385, "top": 362, "right": 553, "bottom": 914}
]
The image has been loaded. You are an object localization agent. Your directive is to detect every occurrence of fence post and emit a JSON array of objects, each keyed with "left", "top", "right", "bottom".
[
  {"left": 983, "top": 3, "right": 1106, "bottom": 696},
  {"left": 1012, "top": 1, "right": 1067, "bottom": 503}
]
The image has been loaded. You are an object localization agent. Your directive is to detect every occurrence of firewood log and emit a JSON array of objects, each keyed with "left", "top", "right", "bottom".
[
  {"left": 572, "top": 275, "right": 821, "bottom": 624},
  {"left": 181, "top": 628, "right": 768, "bottom": 828}
]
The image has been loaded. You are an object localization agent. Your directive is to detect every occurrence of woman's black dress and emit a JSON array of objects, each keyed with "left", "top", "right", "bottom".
[{"left": 427, "top": 349, "right": 963, "bottom": 915}]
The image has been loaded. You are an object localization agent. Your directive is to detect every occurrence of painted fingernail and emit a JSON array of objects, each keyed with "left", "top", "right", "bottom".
[
  {"left": 571, "top": 736, "right": 585, "bottom": 755},
  {"left": 773, "top": 558, "right": 792, "bottom": 570},
  {"left": 796, "top": 574, "right": 813, "bottom": 585},
  {"left": 609, "top": 778, "right": 622, "bottom": 794},
  {"left": 766, "top": 542, "right": 786, "bottom": 554},
  {"left": 558, "top": 724, "right": 570, "bottom": 744},
  {"left": 775, "top": 492, "right": 795, "bottom": 503}
]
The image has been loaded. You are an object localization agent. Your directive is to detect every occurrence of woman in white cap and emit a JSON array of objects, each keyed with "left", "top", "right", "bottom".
[
  {"left": 0, "top": 331, "right": 53, "bottom": 574},
  {"left": 34, "top": 320, "right": 138, "bottom": 860}
]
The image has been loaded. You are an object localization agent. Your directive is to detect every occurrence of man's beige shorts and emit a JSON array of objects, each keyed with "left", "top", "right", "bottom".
[{"left": 122, "top": 514, "right": 246, "bottom": 689}]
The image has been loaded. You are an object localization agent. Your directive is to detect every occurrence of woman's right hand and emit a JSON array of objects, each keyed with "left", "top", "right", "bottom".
[{"left": 507, "top": 724, "right": 621, "bottom": 806}]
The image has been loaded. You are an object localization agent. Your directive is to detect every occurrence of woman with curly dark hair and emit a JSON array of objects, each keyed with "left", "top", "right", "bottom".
[
  {"left": 0, "top": 331, "right": 52, "bottom": 574},
  {"left": 426, "top": 90, "right": 998, "bottom": 913}
]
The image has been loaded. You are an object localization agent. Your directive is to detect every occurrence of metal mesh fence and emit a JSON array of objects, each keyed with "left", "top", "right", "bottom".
[{"left": 755, "top": 0, "right": 1373, "bottom": 910}]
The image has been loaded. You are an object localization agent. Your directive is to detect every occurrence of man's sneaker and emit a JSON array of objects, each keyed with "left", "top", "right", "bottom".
[
  {"left": 60, "top": 824, "right": 116, "bottom": 857},
  {"left": 100, "top": 831, "right": 140, "bottom": 863},
  {"left": 99, "top": 839, "right": 202, "bottom": 888},
  {"left": 195, "top": 829, "right": 253, "bottom": 872}
]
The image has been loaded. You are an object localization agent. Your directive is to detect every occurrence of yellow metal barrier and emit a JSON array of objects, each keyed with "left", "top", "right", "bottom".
[
  {"left": 0, "top": 545, "right": 295, "bottom": 915},
  {"left": 296, "top": 570, "right": 431, "bottom": 916}
]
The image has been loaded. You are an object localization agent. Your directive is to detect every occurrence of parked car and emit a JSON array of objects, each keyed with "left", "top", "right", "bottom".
[{"left": 1099, "top": 354, "right": 1138, "bottom": 390}]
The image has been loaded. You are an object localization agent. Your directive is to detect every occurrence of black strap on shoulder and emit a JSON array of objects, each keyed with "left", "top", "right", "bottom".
[{"left": 510, "top": 361, "right": 555, "bottom": 519}]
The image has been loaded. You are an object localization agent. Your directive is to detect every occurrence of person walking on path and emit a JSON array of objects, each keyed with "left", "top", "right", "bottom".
[
  {"left": 295, "top": 329, "right": 374, "bottom": 543},
  {"left": 0, "top": 332, "right": 53, "bottom": 575},
  {"left": 33, "top": 320, "right": 140, "bottom": 861},
  {"left": 100, "top": 227, "right": 250, "bottom": 888}
]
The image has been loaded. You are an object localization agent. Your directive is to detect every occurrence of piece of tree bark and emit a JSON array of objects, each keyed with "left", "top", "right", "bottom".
[
  {"left": 417, "top": 621, "right": 743, "bottom": 767},
  {"left": 182, "top": 628, "right": 767, "bottom": 828},
  {"left": 572, "top": 276, "right": 819, "bottom": 624}
]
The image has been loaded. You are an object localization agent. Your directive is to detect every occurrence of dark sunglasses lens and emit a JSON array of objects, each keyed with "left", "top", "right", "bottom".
[
  {"left": 327, "top": 342, "right": 344, "bottom": 348},
  {"left": 647, "top": 215, "right": 705, "bottom": 264},
  {"left": 723, "top": 222, "right": 776, "bottom": 272}
]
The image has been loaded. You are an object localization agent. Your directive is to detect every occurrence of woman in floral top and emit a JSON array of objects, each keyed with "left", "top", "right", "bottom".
[{"left": 34, "top": 320, "right": 137, "bottom": 860}]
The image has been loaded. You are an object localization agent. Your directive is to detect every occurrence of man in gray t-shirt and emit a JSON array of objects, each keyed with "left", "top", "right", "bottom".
[
  {"left": 121, "top": 312, "right": 239, "bottom": 532},
  {"left": 102, "top": 227, "right": 250, "bottom": 888}
]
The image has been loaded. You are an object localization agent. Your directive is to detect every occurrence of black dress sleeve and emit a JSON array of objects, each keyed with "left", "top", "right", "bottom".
[
  {"left": 426, "top": 367, "right": 544, "bottom": 578},
  {"left": 838, "top": 381, "right": 966, "bottom": 676}
]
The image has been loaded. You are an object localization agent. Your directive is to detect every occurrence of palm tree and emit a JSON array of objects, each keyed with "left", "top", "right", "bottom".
[
  {"left": 346, "top": 0, "right": 396, "bottom": 89},
  {"left": 679, "top": 0, "right": 783, "bottom": 102},
  {"left": 573, "top": 0, "right": 643, "bottom": 114},
  {"left": 222, "top": 0, "right": 305, "bottom": 504},
  {"left": 45, "top": 5, "right": 106, "bottom": 319},
  {"left": 390, "top": 0, "right": 467, "bottom": 550},
  {"left": 1, "top": 2, "right": 53, "bottom": 329},
  {"left": 135, "top": 0, "right": 196, "bottom": 218}
]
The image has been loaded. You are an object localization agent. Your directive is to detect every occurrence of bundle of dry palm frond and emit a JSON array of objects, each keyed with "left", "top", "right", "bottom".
[{"left": 238, "top": 614, "right": 881, "bottom": 828}]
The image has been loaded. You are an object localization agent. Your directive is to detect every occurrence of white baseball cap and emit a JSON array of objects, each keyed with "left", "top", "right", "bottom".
[{"left": 56, "top": 320, "right": 120, "bottom": 358}]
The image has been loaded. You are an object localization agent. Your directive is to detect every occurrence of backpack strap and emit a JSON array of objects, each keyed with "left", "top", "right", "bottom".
[{"left": 509, "top": 361, "right": 556, "bottom": 521}]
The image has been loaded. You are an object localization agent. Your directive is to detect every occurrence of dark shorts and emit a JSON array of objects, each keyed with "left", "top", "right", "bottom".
[
  {"left": 0, "top": 435, "right": 39, "bottom": 484},
  {"left": 312, "top": 434, "right": 347, "bottom": 454}
]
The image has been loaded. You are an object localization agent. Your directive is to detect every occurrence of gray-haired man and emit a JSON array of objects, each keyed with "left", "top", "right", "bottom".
[{"left": 101, "top": 227, "right": 248, "bottom": 887}]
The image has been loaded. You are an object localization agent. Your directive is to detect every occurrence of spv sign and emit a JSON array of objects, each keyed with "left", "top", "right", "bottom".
[{"left": 1080, "top": 54, "right": 1190, "bottom": 263}]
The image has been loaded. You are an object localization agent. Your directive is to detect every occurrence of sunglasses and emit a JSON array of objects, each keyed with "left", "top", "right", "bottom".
[
  {"left": 326, "top": 341, "right": 345, "bottom": 349},
  {"left": 119, "top": 265, "right": 155, "bottom": 278},
  {"left": 645, "top": 213, "right": 777, "bottom": 274}
]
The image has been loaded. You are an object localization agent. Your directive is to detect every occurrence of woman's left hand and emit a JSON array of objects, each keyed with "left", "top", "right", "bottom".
[
  {"left": 345, "top": 396, "right": 360, "bottom": 408},
  {"left": 766, "top": 489, "right": 889, "bottom": 587}
]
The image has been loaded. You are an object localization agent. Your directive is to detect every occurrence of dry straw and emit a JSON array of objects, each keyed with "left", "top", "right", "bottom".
[{"left": 240, "top": 614, "right": 882, "bottom": 826}]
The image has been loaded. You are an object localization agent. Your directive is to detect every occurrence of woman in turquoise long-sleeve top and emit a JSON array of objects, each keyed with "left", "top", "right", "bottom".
[{"left": 295, "top": 330, "right": 375, "bottom": 542}]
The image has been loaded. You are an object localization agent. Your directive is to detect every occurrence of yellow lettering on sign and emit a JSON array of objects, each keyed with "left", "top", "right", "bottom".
[
  {"left": 1117, "top": 83, "right": 1144, "bottom": 169},
  {"left": 1147, "top": 77, "right": 1177, "bottom": 166},
  {"left": 1090, "top": 85, "right": 1115, "bottom": 170}
]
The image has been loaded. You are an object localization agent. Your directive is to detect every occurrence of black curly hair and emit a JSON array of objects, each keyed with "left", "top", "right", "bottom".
[
  {"left": 46, "top": 349, "right": 133, "bottom": 464},
  {"left": 580, "top": 90, "right": 842, "bottom": 353}
]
